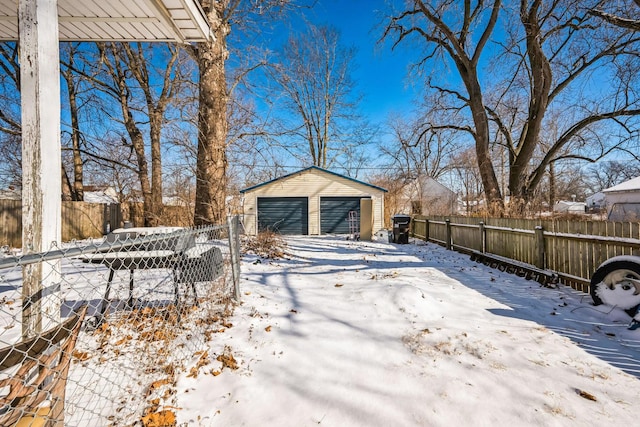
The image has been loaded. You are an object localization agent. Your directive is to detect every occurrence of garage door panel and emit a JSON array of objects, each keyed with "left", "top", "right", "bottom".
[
  {"left": 320, "top": 197, "right": 367, "bottom": 234},
  {"left": 258, "top": 197, "right": 308, "bottom": 235}
]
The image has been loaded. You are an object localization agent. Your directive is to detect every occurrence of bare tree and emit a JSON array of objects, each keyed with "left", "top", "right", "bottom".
[
  {"left": 187, "top": 0, "right": 307, "bottom": 226},
  {"left": 0, "top": 43, "right": 22, "bottom": 189},
  {"left": 63, "top": 42, "right": 184, "bottom": 225},
  {"left": 60, "top": 43, "right": 87, "bottom": 201},
  {"left": 0, "top": 43, "right": 20, "bottom": 138},
  {"left": 589, "top": 0, "right": 640, "bottom": 31},
  {"left": 382, "top": 108, "right": 461, "bottom": 182},
  {"left": 450, "top": 148, "right": 483, "bottom": 214},
  {"left": 121, "top": 43, "right": 184, "bottom": 224},
  {"left": 385, "top": 0, "right": 640, "bottom": 214},
  {"left": 588, "top": 160, "right": 640, "bottom": 191},
  {"left": 267, "top": 23, "right": 369, "bottom": 170},
  {"left": 184, "top": 1, "right": 305, "bottom": 226},
  {"left": 0, "top": 42, "right": 89, "bottom": 198},
  {"left": 385, "top": 0, "right": 503, "bottom": 212}
]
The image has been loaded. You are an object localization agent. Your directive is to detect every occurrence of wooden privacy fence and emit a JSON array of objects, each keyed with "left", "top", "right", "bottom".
[
  {"left": 0, "top": 200, "right": 122, "bottom": 248},
  {"left": 412, "top": 215, "right": 640, "bottom": 293},
  {"left": 1, "top": 200, "right": 194, "bottom": 248}
]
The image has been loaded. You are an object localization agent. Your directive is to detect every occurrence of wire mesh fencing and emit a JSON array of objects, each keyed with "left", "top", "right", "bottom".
[{"left": 0, "top": 219, "right": 241, "bottom": 426}]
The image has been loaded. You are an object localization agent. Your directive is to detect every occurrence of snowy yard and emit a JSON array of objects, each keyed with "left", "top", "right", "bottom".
[{"left": 176, "top": 236, "right": 640, "bottom": 426}]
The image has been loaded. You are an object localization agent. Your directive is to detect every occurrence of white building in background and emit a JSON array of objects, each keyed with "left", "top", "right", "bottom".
[
  {"left": 553, "top": 200, "right": 587, "bottom": 214},
  {"left": 398, "top": 176, "right": 457, "bottom": 216},
  {"left": 602, "top": 176, "right": 640, "bottom": 221},
  {"left": 586, "top": 192, "right": 606, "bottom": 211},
  {"left": 83, "top": 186, "right": 119, "bottom": 204}
]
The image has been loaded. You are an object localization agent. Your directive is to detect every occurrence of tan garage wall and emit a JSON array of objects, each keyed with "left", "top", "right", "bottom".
[{"left": 242, "top": 168, "right": 385, "bottom": 236}]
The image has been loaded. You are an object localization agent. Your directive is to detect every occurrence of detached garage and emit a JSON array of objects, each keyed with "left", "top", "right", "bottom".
[{"left": 241, "top": 166, "right": 387, "bottom": 236}]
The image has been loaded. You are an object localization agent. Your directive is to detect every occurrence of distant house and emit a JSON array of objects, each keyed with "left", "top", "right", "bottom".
[
  {"left": 602, "top": 176, "right": 640, "bottom": 221},
  {"left": 586, "top": 192, "right": 606, "bottom": 211},
  {"left": 553, "top": 200, "right": 586, "bottom": 214},
  {"left": 83, "top": 186, "right": 119, "bottom": 204},
  {"left": 1, "top": 186, "right": 120, "bottom": 203},
  {"left": 397, "top": 176, "right": 457, "bottom": 216}
]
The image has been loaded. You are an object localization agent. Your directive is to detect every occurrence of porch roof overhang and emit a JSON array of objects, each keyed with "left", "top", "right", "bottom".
[{"left": 0, "top": 0, "right": 211, "bottom": 43}]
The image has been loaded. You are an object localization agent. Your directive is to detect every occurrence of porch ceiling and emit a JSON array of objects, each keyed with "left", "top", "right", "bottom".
[{"left": 0, "top": 0, "right": 211, "bottom": 42}]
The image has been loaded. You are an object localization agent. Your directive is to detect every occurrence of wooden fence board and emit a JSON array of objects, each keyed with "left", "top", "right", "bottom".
[
  {"left": 413, "top": 215, "right": 640, "bottom": 294},
  {"left": 0, "top": 200, "right": 21, "bottom": 247},
  {"left": 1, "top": 200, "right": 119, "bottom": 248},
  {"left": 1, "top": 200, "right": 193, "bottom": 248}
]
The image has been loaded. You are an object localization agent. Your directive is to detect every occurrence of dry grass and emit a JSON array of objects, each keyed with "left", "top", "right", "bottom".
[{"left": 242, "top": 230, "right": 287, "bottom": 259}]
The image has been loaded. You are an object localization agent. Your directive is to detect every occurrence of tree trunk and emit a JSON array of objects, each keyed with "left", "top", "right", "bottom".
[
  {"left": 61, "top": 164, "right": 73, "bottom": 201},
  {"left": 61, "top": 48, "right": 84, "bottom": 201},
  {"left": 123, "top": 111, "right": 153, "bottom": 226},
  {"left": 461, "top": 67, "right": 503, "bottom": 213},
  {"left": 68, "top": 77, "right": 84, "bottom": 201},
  {"left": 508, "top": 1, "right": 552, "bottom": 208},
  {"left": 122, "top": 43, "right": 178, "bottom": 227},
  {"left": 100, "top": 43, "right": 156, "bottom": 226},
  {"left": 194, "top": 5, "right": 229, "bottom": 226},
  {"left": 149, "top": 110, "right": 164, "bottom": 226}
]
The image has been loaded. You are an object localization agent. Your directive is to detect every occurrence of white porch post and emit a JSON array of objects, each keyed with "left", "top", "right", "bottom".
[{"left": 19, "top": 0, "right": 61, "bottom": 338}]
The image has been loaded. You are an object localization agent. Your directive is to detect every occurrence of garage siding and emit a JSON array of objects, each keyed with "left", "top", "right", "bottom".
[{"left": 257, "top": 197, "right": 309, "bottom": 235}]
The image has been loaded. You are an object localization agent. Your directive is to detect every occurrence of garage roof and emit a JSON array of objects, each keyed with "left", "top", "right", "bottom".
[
  {"left": 240, "top": 166, "right": 388, "bottom": 194},
  {"left": 602, "top": 176, "right": 640, "bottom": 193},
  {"left": 0, "top": 0, "right": 211, "bottom": 42}
]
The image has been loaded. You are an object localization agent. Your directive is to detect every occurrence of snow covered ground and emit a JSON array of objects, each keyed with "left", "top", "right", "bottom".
[{"left": 176, "top": 236, "right": 640, "bottom": 426}]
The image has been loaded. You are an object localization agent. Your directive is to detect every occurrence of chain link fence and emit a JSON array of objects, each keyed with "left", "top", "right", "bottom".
[{"left": 0, "top": 218, "right": 241, "bottom": 426}]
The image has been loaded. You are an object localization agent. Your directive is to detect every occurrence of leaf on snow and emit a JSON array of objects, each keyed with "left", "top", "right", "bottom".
[
  {"left": 140, "top": 409, "right": 176, "bottom": 427},
  {"left": 576, "top": 389, "right": 597, "bottom": 401}
]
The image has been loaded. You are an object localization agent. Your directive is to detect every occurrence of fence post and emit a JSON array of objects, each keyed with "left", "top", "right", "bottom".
[
  {"left": 445, "top": 219, "right": 452, "bottom": 250},
  {"left": 535, "top": 225, "right": 545, "bottom": 269},
  {"left": 425, "top": 219, "right": 430, "bottom": 243},
  {"left": 227, "top": 215, "right": 241, "bottom": 301},
  {"left": 411, "top": 216, "right": 416, "bottom": 238},
  {"left": 479, "top": 221, "right": 486, "bottom": 253}
]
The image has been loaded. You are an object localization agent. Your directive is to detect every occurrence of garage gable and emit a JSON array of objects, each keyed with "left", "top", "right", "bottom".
[{"left": 241, "top": 166, "right": 387, "bottom": 194}]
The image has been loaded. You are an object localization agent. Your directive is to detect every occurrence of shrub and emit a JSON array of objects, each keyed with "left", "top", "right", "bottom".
[{"left": 242, "top": 230, "right": 287, "bottom": 259}]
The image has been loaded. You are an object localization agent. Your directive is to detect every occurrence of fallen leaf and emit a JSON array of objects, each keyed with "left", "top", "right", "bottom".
[
  {"left": 187, "top": 367, "right": 199, "bottom": 378},
  {"left": 217, "top": 347, "right": 239, "bottom": 370},
  {"left": 149, "top": 379, "right": 171, "bottom": 393},
  {"left": 72, "top": 350, "right": 91, "bottom": 361},
  {"left": 114, "top": 335, "right": 133, "bottom": 346},
  {"left": 140, "top": 410, "right": 176, "bottom": 427},
  {"left": 265, "top": 325, "right": 272, "bottom": 332},
  {"left": 335, "top": 284, "right": 343, "bottom": 287},
  {"left": 576, "top": 389, "right": 597, "bottom": 401}
]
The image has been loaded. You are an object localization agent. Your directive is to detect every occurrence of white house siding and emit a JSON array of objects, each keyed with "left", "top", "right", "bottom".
[
  {"left": 602, "top": 176, "right": 640, "bottom": 221},
  {"left": 394, "top": 176, "right": 457, "bottom": 217},
  {"left": 242, "top": 168, "right": 385, "bottom": 236}
]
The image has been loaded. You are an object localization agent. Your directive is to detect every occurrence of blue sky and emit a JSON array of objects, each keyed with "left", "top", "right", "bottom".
[{"left": 301, "top": 0, "right": 423, "bottom": 124}]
